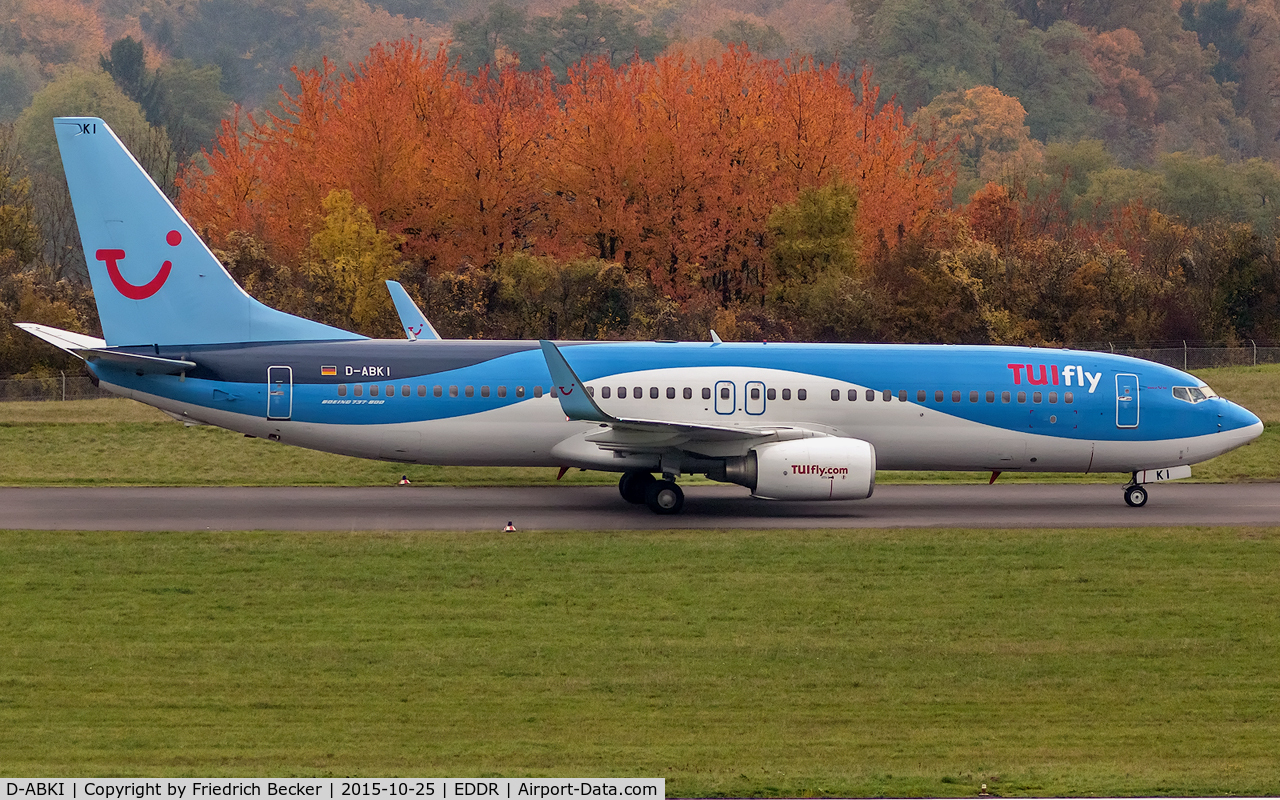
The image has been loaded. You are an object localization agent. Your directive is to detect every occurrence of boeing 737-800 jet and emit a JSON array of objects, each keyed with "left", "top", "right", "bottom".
[{"left": 18, "top": 118, "right": 1264, "bottom": 514}]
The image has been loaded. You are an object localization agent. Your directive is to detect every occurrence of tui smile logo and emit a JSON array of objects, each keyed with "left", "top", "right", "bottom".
[{"left": 96, "top": 230, "right": 181, "bottom": 300}]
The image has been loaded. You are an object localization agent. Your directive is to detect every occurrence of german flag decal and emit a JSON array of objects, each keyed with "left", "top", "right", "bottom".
[{"left": 321, "top": 365, "right": 337, "bottom": 376}]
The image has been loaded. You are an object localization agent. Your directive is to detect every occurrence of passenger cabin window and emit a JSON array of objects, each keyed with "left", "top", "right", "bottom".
[
  {"left": 684, "top": 387, "right": 693, "bottom": 400},
  {"left": 1002, "top": 391, "right": 1010, "bottom": 403},
  {"left": 650, "top": 387, "right": 659, "bottom": 399},
  {"left": 952, "top": 391, "right": 961, "bottom": 403},
  {"left": 752, "top": 387, "right": 762, "bottom": 400},
  {"left": 497, "top": 386, "right": 507, "bottom": 398},
  {"left": 849, "top": 389, "right": 858, "bottom": 401},
  {"left": 935, "top": 390, "right": 944, "bottom": 402},
  {"left": 831, "top": 389, "right": 840, "bottom": 401},
  {"left": 1065, "top": 392, "right": 1073, "bottom": 403},
  {"left": 917, "top": 390, "right": 926, "bottom": 402},
  {"left": 386, "top": 385, "right": 394, "bottom": 397},
  {"left": 618, "top": 387, "right": 627, "bottom": 398},
  {"left": 534, "top": 386, "right": 543, "bottom": 398},
  {"left": 516, "top": 386, "right": 526, "bottom": 398},
  {"left": 702, "top": 388, "right": 712, "bottom": 400},
  {"left": 666, "top": 387, "right": 675, "bottom": 399},
  {"left": 767, "top": 388, "right": 776, "bottom": 400},
  {"left": 634, "top": 386, "right": 642, "bottom": 398},
  {"left": 587, "top": 387, "right": 594, "bottom": 397},
  {"left": 481, "top": 386, "right": 490, "bottom": 398},
  {"left": 866, "top": 389, "right": 875, "bottom": 401},
  {"left": 969, "top": 391, "right": 978, "bottom": 403},
  {"left": 1018, "top": 391, "right": 1026, "bottom": 403},
  {"left": 338, "top": 385, "right": 347, "bottom": 397},
  {"left": 720, "top": 387, "right": 730, "bottom": 400},
  {"left": 798, "top": 389, "right": 807, "bottom": 401},
  {"left": 882, "top": 389, "right": 891, "bottom": 402},
  {"left": 986, "top": 391, "right": 995, "bottom": 403},
  {"left": 418, "top": 386, "right": 426, "bottom": 397},
  {"left": 449, "top": 385, "right": 458, "bottom": 397},
  {"left": 402, "top": 385, "right": 410, "bottom": 397},
  {"left": 465, "top": 386, "right": 474, "bottom": 398},
  {"left": 783, "top": 389, "right": 792, "bottom": 400},
  {"left": 434, "top": 386, "right": 443, "bottom": 397},
  {"left": 602, "top": 386, "right": 611, "bottom": 399},
  {"left": 898, "top": 390, "right": 907, "bottom": 402},
  {"left": 1048, "top": 392, "right": 1057, "bottom": 403},
  {"left": 1033, "top": 391, "right": 1043, "bottom": 403},
  {"left": 370, "top": 385, "right": 379, "bottom": 397}
]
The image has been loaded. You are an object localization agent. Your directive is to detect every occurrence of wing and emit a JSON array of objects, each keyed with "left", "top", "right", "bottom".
[
  {"left": 385, "top": 280, "right": 441, "bottom": 341},
  {"left": 539, "top": 340, "right": 834, "bottom": 457}
]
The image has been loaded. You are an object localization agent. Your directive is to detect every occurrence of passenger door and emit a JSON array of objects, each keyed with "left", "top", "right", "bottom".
[
  {"left": 267, "top": 365, "right": 292, "bottom": 420},
  {"left": 1115, "top": 373, "right": 1139, "bottom": 428}
]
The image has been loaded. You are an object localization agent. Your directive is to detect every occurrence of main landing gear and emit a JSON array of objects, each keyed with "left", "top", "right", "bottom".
[
  {"left": 618, "top": 470, "right": 684, "bottom": 514},
  {"left": 1123, "top": 477, "right": 1149, "bottom": 508}
]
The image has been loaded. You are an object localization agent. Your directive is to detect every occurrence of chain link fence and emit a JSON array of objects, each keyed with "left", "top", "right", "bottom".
[
  {"left": 1072, "top": 341, "right": 1280, "bottom": 370},
  {"left": 0, "top": 375, "right": 115, "bottom": 402}
]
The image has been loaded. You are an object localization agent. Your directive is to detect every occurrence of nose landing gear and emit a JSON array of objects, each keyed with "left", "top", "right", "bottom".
[{"left": 1124, "top": 481, "right": 1148, "bottom": 508}]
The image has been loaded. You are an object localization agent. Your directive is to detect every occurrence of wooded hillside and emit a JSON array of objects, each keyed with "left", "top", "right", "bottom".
[{"left": 2, "top": 0, "right": 1279, "bottom": 377}]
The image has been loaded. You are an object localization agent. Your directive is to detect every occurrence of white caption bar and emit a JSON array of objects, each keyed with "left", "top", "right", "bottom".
[{"left": 3, "top": 781, "right": 663, "bottom": 800}]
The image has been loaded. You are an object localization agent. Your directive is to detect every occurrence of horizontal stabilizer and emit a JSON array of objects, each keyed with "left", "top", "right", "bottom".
[
  {"left": 15, "top": 322, "right": 106, "bottom": 353},
  {"left": 73, "top": 348, "right": 196, "bottom": 374}
]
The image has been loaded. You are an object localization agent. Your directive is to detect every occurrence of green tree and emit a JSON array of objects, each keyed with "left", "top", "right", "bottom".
[
  {"left": 306, "top": 189, "right": 404, "bottom": 336},
  {"left": 0, "top": 123, "right": 40, "bottom": 273},
  {"left": 100, "top": 36, "right": 162, "bottom": 122},
  {"left": 764, "top": 181, "right": 873, "bottom": 338},
  {"left": 15, "top": 70, "right": 165, "bottom": 181},
  {"left": 533, "top": 0, "right": 667, "bottom": 79},
  {"left": 712, "top": 19, "right": 786, "bottom": 58},
  {"left": 450, "top": 0, "right": 533, "bottom": 73}
]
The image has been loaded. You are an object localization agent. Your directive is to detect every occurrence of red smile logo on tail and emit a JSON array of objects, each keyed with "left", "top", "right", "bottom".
[{"left": 96, "top": 230, "right": 181, "bottom": 300}]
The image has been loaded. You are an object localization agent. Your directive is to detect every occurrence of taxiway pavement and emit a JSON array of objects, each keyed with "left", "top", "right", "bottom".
[{"left": 2, "top": 483, "right": 1279, "bottom": 531}]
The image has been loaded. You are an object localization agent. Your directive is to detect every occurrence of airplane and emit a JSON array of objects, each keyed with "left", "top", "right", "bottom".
[{"left": 18, "top": 117, "right": 1264, "bottom": 514}]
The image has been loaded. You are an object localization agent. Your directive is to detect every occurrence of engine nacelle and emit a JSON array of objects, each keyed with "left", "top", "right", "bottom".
[{"left": 720, "top": 437, "right": 876, "bottom": 500}]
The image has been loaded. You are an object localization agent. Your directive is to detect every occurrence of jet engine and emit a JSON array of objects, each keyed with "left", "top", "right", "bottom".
[{"left": 717, "top": 437, "right": 876, "bottom": 500}]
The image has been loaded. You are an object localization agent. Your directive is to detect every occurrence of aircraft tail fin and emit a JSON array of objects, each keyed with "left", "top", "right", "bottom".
[{"left": 54, "top": 117, "right": 363, "bottom": 347}]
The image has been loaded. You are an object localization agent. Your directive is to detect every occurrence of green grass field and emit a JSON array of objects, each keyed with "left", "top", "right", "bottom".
[
  {"left": 0, "top": 365, "right": 1276, "bottom": 486},
  {"left": 2, "top": 527, "right": 1279, "bottom": 794}
]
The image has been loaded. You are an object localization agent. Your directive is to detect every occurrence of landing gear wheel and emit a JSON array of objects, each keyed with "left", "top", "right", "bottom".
[
  {"left": 618, "top": 471, "right": 656, "bottom": 504},
  {"left": 1124, "top": 484, "right": 1148, "bottom": 508},
  {"left": 644, "top": 480, "right": 684, "bottom": 515}
]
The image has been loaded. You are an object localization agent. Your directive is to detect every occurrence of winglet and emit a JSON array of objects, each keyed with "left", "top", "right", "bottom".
[
  {"left": 710, "top": 329, "right": 723, "bottom": 345},
  {"left": 385, "top": 280, "right": 440, "bottom": 341},
  {"left": 539, "top": 340, "right": 614, "bottom": 423}
]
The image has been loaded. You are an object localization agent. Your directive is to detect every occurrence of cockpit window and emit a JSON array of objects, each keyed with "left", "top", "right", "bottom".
[{"left": 1172, "top": 386, "right": 1210, "bottom": 404}]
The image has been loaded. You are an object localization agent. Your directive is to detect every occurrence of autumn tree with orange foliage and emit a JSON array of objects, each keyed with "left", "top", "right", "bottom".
[{"left": 180, "top": 41, "right": 953, "bottom": 316}]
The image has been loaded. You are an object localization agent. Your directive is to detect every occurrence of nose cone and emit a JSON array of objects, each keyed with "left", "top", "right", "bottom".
[{"left": 1223, "top": 400, "right": 1264, "bottom": 443}]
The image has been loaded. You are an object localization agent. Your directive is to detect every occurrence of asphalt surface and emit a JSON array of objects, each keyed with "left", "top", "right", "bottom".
[{"left": 2, "top": 482, "right": 1279, "bottom": 531}]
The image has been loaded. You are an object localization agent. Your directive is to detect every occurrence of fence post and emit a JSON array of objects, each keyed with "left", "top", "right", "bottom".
[
  {"left": 61, "top": 370, "right": 65, "bottom": 402},
  {"left": 1183, "top": 340, "right": 1187, "bottom": 371},
  {"left": 1253, "top": 339, "right": 1257, "bottom": 366}
]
